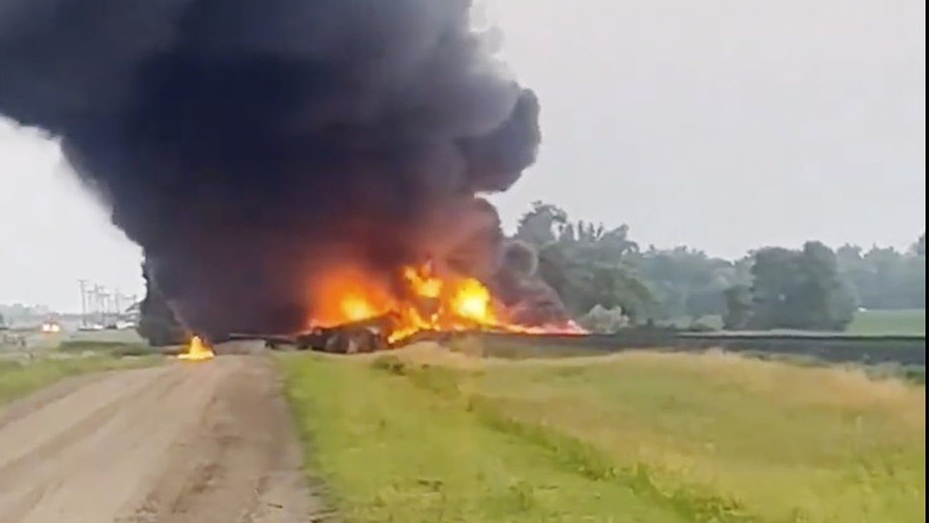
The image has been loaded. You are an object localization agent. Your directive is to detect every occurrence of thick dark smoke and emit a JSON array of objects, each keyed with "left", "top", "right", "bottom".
[{"left": 0, "top": 0, "right": 568, "bottom": 337}]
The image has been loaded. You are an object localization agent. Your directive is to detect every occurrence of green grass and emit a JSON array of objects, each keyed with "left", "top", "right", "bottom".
[
  {"left": 57, "top": 339, "right": 160, "bottom": 357},
  {"left": 847, "top": 309, "right": 925, "bottom": 336},
  {"left": 673, "top": 309, "right": 925, "bottom": 336},
  {"left": 0, "top": 352, "right": 161, "bottom": 408},
  {"left": 279, "top": 344, "right": 925, "bottom": 523}
]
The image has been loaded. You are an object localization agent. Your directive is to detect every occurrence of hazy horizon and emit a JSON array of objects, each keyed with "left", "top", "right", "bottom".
[{"left": 1, "top": 0, "right": 925, "bottom": 312}]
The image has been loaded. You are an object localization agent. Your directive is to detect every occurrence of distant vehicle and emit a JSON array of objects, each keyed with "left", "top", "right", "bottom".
[{"left": 39, "top": 320, "right": 62, "bottom": 333}]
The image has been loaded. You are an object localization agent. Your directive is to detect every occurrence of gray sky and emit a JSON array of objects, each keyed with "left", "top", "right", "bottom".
[{"left": 1, "top": 0, "right": 925, "bottom": 312}]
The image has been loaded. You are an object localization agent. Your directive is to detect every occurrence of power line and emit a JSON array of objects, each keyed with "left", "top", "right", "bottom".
[{"left": 76, "top": 281, "right": 142, "bottom": 327}]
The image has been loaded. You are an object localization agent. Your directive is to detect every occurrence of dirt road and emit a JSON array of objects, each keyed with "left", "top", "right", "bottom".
[{"left": 0, "top": 356, "right": 325, "bottom": 523}]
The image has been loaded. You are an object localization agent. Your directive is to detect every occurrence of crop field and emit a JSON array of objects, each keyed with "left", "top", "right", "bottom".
[
  {"left": 683, "top": 309, "right": 925, "bottom": 336},
  {"left": 846, "top": 309, "right": 926, "bottom": 336},
  {"left": 279, "top": 341, "right": 926, "bottom": 523}
]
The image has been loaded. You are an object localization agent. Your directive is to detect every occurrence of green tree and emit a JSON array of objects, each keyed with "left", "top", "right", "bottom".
[
  {"left": 515, "top": 202, "right": 654, "bottom": 322},
  {"left": 905, "top": 233, "right": 926, "bottom": 308},
  {"left": 722, "top": 284, "right": 752, "bottom": 329},
  {"left": 685, "top": 287, "right": 727, "bottom": 322},
  {"left": 514, "top": 201, "right": 568, "bottom": 246},
  {"left": 511, "top": 201, "right": 923, "bottom": 330},
  {"left": 630, "top": 246, "right": 736, "bottom": 321},
  {"left": 739, "top": 242, "right": 856, "bottom": 331},
  {"left": 746, "top": 247, "right": 800, "bottom": 328},
  {"left": 794, "top": 241, "right": 857, "bottom": 330},
  {"left": 535, "top": 244, "right": 653, "bottom": 322},
  {"left": 836, "top": 236, "right": 925, "bottom": 310},
  {"left": 912, "top": 233, "right": 925, "bottom": 257}
]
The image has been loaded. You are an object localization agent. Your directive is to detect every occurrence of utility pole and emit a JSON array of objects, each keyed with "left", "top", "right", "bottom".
[
  {"left": 100, "top": 287, "right": 110, "bottom": 326},
  {"left": 78, "top": 279, "right": 89, "bottom": 327},
  {"left": 92, "top": 285, "right": 105, "bottom": 326},
  {"left": 127, "top": 294, "right": 139, "bottom": 325}
]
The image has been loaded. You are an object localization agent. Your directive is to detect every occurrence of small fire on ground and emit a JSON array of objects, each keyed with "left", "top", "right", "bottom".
[
  {"left": 177, "top": 335, "right": 215, "bottom": 361},
  {"left": 307, "top": 262, "right": 584, "bottom": 345}
]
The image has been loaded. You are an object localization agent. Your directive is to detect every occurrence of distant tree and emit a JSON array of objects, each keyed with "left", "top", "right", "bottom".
[
  {"left": 536, "top": 245, "right": 653, "bottom": 322},
  {"left": 836, "top": 235, "right": 925, "bottom": 310},
  {"left": 574, "top": 223, "right": 639, "bottom": 264},
  {"left": 906, "top": 233, "right": 926, "bottom": 308},
  {"left": 912, "top": 233, "right": 926, "bottom": 257},
  {"left": 747, "top": 247, "right": 800, "bottom": 328},
  {"left": 511, "top": 201, "right": 923, "bottom": 330},
  {"left": 685, "top": 287, "right": 727, "bottom": 322},
  {"left": 630, "top": 246, "right": 736, "bottom": 321},
  {"left": 722, "top": 284, "right": 753, "bottom": 329},
  {"left": 515, "top": 202, "right": 654, "bottom": 322},
  {"left": 793, "top": 241, "right": 857, "bottom": 330},
  {"left": 514, "top": 201, "right": 568, "bottom": 246},
  {"left": 737, "top": 242, "right": 856, "bottom": 331}
]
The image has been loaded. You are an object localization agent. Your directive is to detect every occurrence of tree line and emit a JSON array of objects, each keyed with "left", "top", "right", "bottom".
[{"left": 512, "top": 201, "right": 925, "bottom": 332}]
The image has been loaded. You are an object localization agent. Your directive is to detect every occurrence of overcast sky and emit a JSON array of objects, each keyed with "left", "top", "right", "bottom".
[{"left": 1, "top": 0, "right": 925, "bottom": 311}]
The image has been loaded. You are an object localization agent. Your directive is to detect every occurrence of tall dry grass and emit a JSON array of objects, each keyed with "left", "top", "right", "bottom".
[{"left": 282, "top": 341, "right": 925, "bottom": 522}]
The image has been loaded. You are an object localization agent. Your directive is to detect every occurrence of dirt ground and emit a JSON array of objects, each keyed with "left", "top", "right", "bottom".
[{"left": 0, "top": 356, "right": 327, "bottom": 523}]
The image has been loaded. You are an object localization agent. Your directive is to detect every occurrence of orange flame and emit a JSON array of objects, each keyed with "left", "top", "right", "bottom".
[
  {"left": 177, "top": 335, "right": 215, "bottom": 361},
  {"left": 306, "top": 262, "right": 585, "bottom": 345}
]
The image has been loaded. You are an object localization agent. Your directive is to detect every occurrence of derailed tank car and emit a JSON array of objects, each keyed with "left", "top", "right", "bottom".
[{"left": 232, "top": 314, "right": 393, "bottom": 354}]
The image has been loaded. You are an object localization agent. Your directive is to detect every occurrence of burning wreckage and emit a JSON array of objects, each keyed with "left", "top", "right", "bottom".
[
  {"left": 230, "top": 309, "right": 584, "bottom": 355},
  {"left": 144, "top": 259, "right": 584, "bottom": 355},
  {"left": 232, "top": 316, "right": 393, "bottom": 355}
]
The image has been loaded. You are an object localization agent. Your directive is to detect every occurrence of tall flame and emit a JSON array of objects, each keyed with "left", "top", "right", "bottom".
[{"left": 177, "top": 335, "right": 215, "bottom": 361}]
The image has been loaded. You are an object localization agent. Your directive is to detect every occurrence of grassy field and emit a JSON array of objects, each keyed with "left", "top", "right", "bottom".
[
  {"left": 846, "top": 309, "right": 926, "bottom": 336},
  {"left": 682, "top": 308, "right": 925, "bottom": 335},
  {"left": 0, "top": 349, "right": 161, "bottom": 408},
  {"left": 279, "top": 342, "right": 925, "bottom": 523}
]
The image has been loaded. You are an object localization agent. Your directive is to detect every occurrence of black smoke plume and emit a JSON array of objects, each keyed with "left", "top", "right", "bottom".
[{"left": 0, "top": 0, "right": 567, "bottom": 337}]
